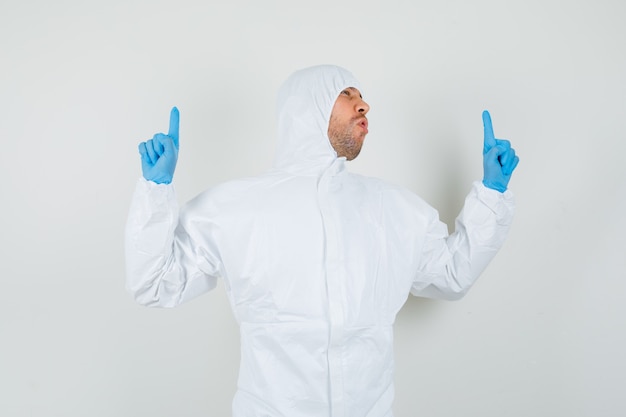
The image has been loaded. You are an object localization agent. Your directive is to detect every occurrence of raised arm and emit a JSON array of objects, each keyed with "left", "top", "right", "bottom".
[
  {"left": 125, "top": 108, "right": 219, "bottom": 307},
  {"left": 411, "top": 111, "right": 519, "bottom": 300}
]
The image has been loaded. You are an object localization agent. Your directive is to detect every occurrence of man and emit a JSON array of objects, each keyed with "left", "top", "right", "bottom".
[{"left": 125, "top": 65, "right": 519, "bottom": 417}]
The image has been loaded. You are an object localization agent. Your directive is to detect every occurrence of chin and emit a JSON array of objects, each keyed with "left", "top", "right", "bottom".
[{"left": 346, "top": 148, "right": 362, "bottom": 161}]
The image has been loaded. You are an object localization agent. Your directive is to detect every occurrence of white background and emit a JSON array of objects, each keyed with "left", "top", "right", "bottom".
[{"left": 1, "top": 0, "right": 625, "bottom": 416}]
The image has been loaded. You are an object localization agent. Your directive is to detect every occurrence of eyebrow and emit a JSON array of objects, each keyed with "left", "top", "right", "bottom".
[{"left": 343, "top": 87, "right": 363, "bottom": 99}]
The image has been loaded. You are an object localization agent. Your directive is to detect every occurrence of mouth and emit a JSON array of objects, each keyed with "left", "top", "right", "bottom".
[{"left": 357, "top": 117, "right": 369, "bottom": 133}]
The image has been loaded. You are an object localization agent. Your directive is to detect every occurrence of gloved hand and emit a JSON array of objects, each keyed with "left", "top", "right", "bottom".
[
  {"left": 138, "top": 107, "right": 180, "bottom": 184},
  {"left": 482, "top": 110, "right": 519, "bottom": 192}
]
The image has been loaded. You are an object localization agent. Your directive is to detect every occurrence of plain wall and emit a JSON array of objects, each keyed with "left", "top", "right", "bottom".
[{"left": 1, "top": 0, "right": 625, "bottom": 416}]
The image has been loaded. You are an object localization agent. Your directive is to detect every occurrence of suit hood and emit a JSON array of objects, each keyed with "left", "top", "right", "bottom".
[{"left": 273, "top": 65, "right": 361, "bottom": 175}]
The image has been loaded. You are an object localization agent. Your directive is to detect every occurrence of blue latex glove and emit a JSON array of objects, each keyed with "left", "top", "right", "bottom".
[
  {"left": 138, "top": 107, "right": 180, "bottom": 184},
  {"left": 482, "top": 110, "right": 519, "bottom": 192}
]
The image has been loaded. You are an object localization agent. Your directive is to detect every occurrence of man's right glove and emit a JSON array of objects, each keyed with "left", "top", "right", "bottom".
[{"left": 138, "top": 107, "right": 180, "bottom": 184}]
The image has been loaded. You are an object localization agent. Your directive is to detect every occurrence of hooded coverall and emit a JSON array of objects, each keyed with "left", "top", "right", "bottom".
[{"left": 125, "top": 65, "right": 515, "bottom": 417}]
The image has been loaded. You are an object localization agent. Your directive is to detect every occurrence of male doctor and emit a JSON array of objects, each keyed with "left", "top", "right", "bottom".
[{"left": 126, "top": 65, "right": 519, "bottom": 417}]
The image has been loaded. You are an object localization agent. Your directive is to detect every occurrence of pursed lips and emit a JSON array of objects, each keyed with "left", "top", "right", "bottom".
[{"left": 356, "top": 117, "right": 368, "bottom": 133}]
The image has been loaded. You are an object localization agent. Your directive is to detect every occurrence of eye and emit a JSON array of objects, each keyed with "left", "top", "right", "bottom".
[{"left": 342, "top": 90, "right": 350, "bottom": 96}]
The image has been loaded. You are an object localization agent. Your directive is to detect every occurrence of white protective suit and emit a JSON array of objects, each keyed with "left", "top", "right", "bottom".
[{"left": 125, "top": 65, "right": 515, "bottom": 417}]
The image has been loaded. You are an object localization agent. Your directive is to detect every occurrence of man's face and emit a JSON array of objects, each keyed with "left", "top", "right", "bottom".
[{"left": 327, "top": 87, "right": 370, "bottom": 161}]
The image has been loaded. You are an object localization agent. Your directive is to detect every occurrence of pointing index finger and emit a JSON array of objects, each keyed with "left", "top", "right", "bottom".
[
  {"left": 482, "top": 110, "right": 496, "bottom": 152},
  {"left": 168, "top": 107, "right": 180, "bottom": 148}
]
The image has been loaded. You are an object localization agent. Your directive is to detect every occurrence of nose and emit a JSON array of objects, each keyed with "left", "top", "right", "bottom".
[{"left": 357, "top": 98, "right": 370, "bottom": 115}]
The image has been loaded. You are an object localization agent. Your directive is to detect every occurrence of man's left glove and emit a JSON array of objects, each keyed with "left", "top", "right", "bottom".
[{"left": 482, "top": 110, "right": 519, "bottom": 192}]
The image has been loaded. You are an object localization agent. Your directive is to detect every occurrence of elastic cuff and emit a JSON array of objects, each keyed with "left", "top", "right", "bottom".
[{"left": 474, "top": 181, "right": 515, "bottom": 214}]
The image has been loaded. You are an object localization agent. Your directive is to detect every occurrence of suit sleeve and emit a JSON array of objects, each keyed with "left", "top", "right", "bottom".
[
  {"left": 124, "top": 178, "right": 221, "bottom": 307},
  {"left": 410, "top": 181, "right": 515, "bottom": 300}
]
